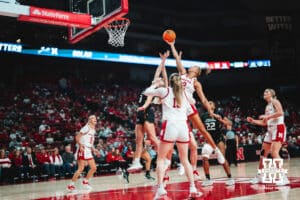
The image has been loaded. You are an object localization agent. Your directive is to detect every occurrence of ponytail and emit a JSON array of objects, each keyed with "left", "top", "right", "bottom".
[{"left": 169, "top": 73, "right": 182, "bottom": 107}]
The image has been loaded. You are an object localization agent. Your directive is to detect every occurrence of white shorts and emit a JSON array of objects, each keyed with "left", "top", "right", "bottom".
[
  {"left": 75, "top": 146, "right": 93, "bottom": 160},
  {"left": 187, "top": 104, "right": 198, "bottom": 118},
  {"left": 201, "top": 143, "right": 214, "bottom": 158},
  {"left": 263, "top": 124, "right": 286, "bottom": 143},
  {"left": 160, "top": 120, "right": 190, "bottom": 143}
]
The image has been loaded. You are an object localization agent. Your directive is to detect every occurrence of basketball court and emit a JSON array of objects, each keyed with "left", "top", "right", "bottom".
[
  {"left": 0, "top": 1, "right": 299, "bottom": 200},
  {"left": 0, "top": 158, "right": 299, "bottom": 199}
]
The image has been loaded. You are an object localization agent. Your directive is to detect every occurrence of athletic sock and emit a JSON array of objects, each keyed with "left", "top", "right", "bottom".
[{"left": 205, "top": 174, "right": 210, "bottom": 180}]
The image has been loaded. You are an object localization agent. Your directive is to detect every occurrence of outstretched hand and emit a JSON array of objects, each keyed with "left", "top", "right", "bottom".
[
  {"left": 246, "top": 117, "right": 254, "bottom": 123},
  {"left": 165, "top": 40, "right": 175, "bottom": 46},
  {"left": 159, "top": 50, "right": 170, "bottom": 60}
]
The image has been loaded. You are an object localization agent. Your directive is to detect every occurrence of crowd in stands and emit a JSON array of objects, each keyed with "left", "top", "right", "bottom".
[{"left": 0, "top": 80, "right": 300, "bottom": 184}]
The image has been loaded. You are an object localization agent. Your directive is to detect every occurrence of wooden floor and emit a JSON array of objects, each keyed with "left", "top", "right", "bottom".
[{"left": 0, "top": 158, "right": 299, "bottom": 200}]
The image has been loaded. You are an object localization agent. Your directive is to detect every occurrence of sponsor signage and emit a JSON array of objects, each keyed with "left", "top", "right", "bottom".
[{"left": 18, "top": 6, "right": 91, "bottom": 28}]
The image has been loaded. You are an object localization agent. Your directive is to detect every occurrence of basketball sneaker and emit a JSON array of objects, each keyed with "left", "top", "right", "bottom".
[
  {"left": 67, "top": 184, "right": 75, "bottom": 192},
  {"left": 163, "top": 175, "right": 170, "bottom": 188},
  {"left": 201, "top": 179, "right": 213, "bottom": 187},
  {"left": 225, "top": 178, "right": 235, "bottom": 186},
  {"left": 250, "top": 174, "right": 262, "bottom": 184},
  {"left": 144, "top": 173, "right": 155, "bottom": 181},
  {"left": 276, "top": 174, "right": 290, "bottom": 186},
  {"left": 82, "top": 180, "right": 92, "bottom": 190},
  {"left": 214, "top": 148, "right": 225, "bottom": 164},
  {"left": 127, "top": 160, "right": 143, "bottom": 172},
  {"left": 193, "top": 170, "right": 201, "bottom": 180},
  {"left": 178, "top": 163, "right": 185, "bottom": 175},
  {"left": 154, "top": 186, "right": 167, "bottom": 199},
  {"left": 189, "top": 186, "right": 202, "bottom": 198},
  {"left": 123, "top": 171, "right": 129, "bottom": 183}
]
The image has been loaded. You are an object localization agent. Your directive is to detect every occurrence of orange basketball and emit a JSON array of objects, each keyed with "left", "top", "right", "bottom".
[{"left": 163, "top": 29, "right": 176, "bottom": 43}]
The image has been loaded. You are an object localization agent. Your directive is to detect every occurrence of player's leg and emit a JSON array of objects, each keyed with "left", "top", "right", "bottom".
[
  {"left": 128, "top": 124, "right": 144, "bottom": 171},
  {"left": 189, "top": 114, "right": 225, "bottom": 164},
  {"left": 201, "top": 143, "right": 214, "bottom": 187},
  {"left": 271, "top": 125, "right": 289, "bottom": 186},
  {"left": 188, "top": 132, "right": 200, "bottom": 179},
  {"left": 67, "top": 159, "right": 85, "bottom": 192},
  {"left": 141, "top": 150, "right": 155, "bottom": 180},
  {"left": 177, "top": 142, "right": 201, "bottom": 197},
  {"left": 218, "top": 141, "right": 235, "bottom": 186},
  {"left": 155, "top": 142, "right": 174, "bottom": 198},
  {"left": 250, "top": 141, "right": 271, "bottom": 184},
  {"left": 144, "top": 121, "right": 160, "bottom": 150},
  {"left": 81, "top": 158, "right": 97, "bottom": 190}
]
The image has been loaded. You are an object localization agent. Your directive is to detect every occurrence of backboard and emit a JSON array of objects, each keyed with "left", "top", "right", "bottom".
[{"left": 68, "top": 0, "right": 128, "bottom": 44}]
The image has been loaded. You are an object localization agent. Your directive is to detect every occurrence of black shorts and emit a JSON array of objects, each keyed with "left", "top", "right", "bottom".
[
  {"left": 136, "top": 107, "right": 155, "bottom": 125},
  {"left": 212, "top": 134, "right": 225, "bottom": 145}
]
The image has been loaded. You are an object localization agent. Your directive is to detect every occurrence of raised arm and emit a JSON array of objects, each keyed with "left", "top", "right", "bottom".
[
  {"left": 160, "top": 51, "right": 169, "bottom": 87},
  {"left": 166, "top": 41, "right": 187, "bottom": 75},
  {"left": 194, "top": 80, "right": 213, "bottom": 115}
]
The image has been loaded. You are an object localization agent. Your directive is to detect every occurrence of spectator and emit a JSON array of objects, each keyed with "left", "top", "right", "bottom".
[
  {"left": 10, "top": 149, "right": 23, "bottom": 180},
  {"left": 50, "top": 147, "right": 64, "bottom": 178},
  {"left": 62, "top": 145, "right": 76, "bottom": 177},
  {"left": 36, "top": 147, "right": 55, "bottom": 178},
  {"left": 106, "top": 147, "right": 129, "bottom": 183},
  {"left": 22, "top": 147, "right": 38, "bottom": 180},
  {"left": 0, "top": 149, "right": 12, "bottom": 183}
]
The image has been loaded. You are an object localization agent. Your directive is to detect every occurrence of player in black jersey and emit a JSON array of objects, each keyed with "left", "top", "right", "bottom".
[
  {"left": 200, "top": 101, "right": 235, "bottom": 186},
  {"left": 127, "top": 50, "right": 169, "bottom": 175}
]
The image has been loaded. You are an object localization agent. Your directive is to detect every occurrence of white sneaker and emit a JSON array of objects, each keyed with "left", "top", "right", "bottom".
[
  {"left": 250, "top": 174, "right": 261, "bottom": 184},
  {"left": 189, "top": 186, "right": 202, "bottom": 198},
  {"left": 201, "top": 179, "right": 213, "bottom": 187},
  {"left": 127, "top": 161, "right": 143, "bottom": 172},
  {"left": 67, "top": 184, "right": 75, "bottom": 192},
  {"left": 178, "top": 163, "right": 185, "bottom": 176},
  {"left": 193, "top": 170, "right": 201, "bottom": 180},
  {"left": 154, "top": 186, "right": 167, "bottom": 199},
  {"left": 225, "top": 178, "right": 235, "bottom": 186},
  {"left": 82, "top": 181, "right": 92, "bottom": 190},
  {"left": 163, "top": 175, "right": 170, "bottom": 188},
  {"left": 215, "top": 148, "right": 225, "bottom": 164},
  {"left": 276, "top": 175, "right": 290, "bottom": 186}
]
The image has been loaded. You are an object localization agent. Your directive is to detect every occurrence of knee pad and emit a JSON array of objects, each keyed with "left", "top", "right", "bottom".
[{"left": 201, "top": 143, "right": 214, "bottom": 158}]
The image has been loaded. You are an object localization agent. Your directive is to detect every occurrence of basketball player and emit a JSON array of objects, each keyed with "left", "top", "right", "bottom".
[
  {"left": 67, "top": 115, "right": 99, "bottom": 192},
  {"left": 201, "top": 101, "right": 235, "bottom": 186},
  {"left": 166, "top": 41, "right": 225, "bottom": 177},
  {"left": 247, "top": 88, "right": 289, "bottom": 186},
  {"left": 144, "top": 73, "right": 202, "bottom": 199},
  {"left": 128, "top": 51, "right": 169, "bottom": 172}
]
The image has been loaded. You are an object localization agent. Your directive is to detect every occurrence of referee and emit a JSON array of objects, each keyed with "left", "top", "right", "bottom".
[{"left": 225, "top": 122, "right": 238, "bottom": 167}]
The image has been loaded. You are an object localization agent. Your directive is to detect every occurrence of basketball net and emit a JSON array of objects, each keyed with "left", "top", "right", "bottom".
[{"left": 104, "top": 18, "right": 130, "bottom": 47}]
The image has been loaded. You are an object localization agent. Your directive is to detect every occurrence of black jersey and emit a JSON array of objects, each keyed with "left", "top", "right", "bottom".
[
  {"left": 138, "top": 93, "right": 147, "bottom": 107},
  {"left": 201, "top": 112, "right": 225, "bottom": 144},
  {"left": 136, "top": 93, "right": 155, "bottom": 124}
]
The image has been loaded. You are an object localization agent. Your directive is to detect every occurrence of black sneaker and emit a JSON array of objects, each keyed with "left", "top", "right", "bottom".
[
  {"left": 123, "top": 171, "right": 129, "bottom": 183},
  {"left": 144, "top": 174, "right": 155, "bottom": 181}
]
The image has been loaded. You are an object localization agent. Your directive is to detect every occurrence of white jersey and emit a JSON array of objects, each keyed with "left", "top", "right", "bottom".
[
  {"left": 143, "top": 86, "right": 190, "bottom": 121},
  {"left": 265, "top": 102, "right": 284, "bottom": 126},
  {"left": 180, "top": 74, "right": 196, "bottom": 105},
  {"left": 79, "top": 124, "right": 95, "bottom": 148}
]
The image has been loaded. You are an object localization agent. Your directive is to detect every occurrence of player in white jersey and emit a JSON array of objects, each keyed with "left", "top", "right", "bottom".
[
  {"left": 67, "top": 115, "right": 99, "bottom": 192},
  {"left": 247, "top": 88, "right": 289, "bottom": 186},
  {"left": 144, "top": 73, "right": 202, "bottom": 199},
  {"left": 166, "top": 41, "right": 225, "bottom": 178}
]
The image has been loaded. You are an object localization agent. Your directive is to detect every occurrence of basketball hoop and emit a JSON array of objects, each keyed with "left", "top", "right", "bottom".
[{"left": 104, "top": 17, "right": 130, "bottom": 47}]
